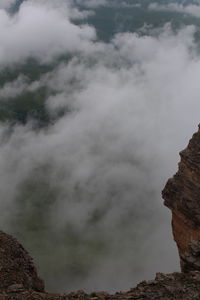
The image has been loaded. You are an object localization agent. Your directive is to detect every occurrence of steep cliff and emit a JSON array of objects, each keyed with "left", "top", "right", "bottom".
[{"left": 163, "top": 124, "right": 200, "bottom": 273}]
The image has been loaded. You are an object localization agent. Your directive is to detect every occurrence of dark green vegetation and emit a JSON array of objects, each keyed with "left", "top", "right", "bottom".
[
  {"left": 78, "top": 0, "right": 200, "bottom": 41},
  {"left": 2, "top": 0, "right": 200, "bottom": 127},
  {"left": 0, "top": 60, "right": 50, "bottom": 125}
]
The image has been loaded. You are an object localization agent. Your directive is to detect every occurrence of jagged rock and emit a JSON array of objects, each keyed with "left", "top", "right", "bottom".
[
  {"left": 0, "top": 271, "right": 200, "bottom": 299},
  {"left": 0, "top": 231, "right": 44, "bottom": 292},
  {"left": 1, "top": 231, "right": 200, "bottom": 299},
  {"left": 162, "top": 124, "right": 200, "bottom": 272},
  {"left": 7, "top": 284, "right": 25, "bottom": 293},
  {"left": 0, "top": 233, "right": 200, "bottom": 298}
]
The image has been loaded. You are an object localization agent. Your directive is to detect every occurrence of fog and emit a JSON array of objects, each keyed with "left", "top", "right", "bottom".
[
  {"left": 0, "top": 0, "right": 16, "bottom": 10},
  {"left": 149, "top": 2, "right": 200, "bottom": 17},
  {"left": 0, "top": 0, "right": 200, "bottom": 293}
]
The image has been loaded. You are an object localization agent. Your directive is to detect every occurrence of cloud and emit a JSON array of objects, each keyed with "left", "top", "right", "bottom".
[
  {"left": 75, "top": 0, "right": 141, "bottom": 9},
  {"left": 0, "top": 0, "right": 16, "bottom": 10},
  {"left": 1, "top": 0, "right": 200, "bottom": 294},
  {"left": 0, "top": 0, "right": 96, "bottom": 66},
  {"left": 120, "top": 2, "right": 141, "bottom": 8},
  {"left": 0, "top": 75, "right": 42, "bottom": 98},
  {"left": 149, "top": 2, "right": 200, "bottom": 18},
  {"left": 75, "top": 0, "right": 107, "bottom": 8}
]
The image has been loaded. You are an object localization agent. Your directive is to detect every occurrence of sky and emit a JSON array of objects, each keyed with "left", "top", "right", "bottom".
[{"left": 0, "top": 0, "right": 200, "bottom": 293}]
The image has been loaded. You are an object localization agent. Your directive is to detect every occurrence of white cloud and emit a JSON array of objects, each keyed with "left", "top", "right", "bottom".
[
  {"left": 149, "top": 2, "right": 200, "bottom": 18},
  {"left": 0, "top": 0, "right": 16, "bottom": 10},
  {"left": 0, "top": 75, "right": 42, "bottom": 98},
  {"left": 0, "top": 0, "right": 96, "bottom": 66},
  {"left": 76, "top": 0, "right": 107, "bottom": 8},
  {"left": 1, "top": 0, "right": 200, "bottom": 294},
  {"left": 121, "top": 2, "right": 141, "bottom": 8}
]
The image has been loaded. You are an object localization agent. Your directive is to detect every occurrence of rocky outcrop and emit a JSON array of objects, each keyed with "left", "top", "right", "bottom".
[
  {"left": 1, "top": 272, "right": 200, "bottom": 299},
  {"left": 0, "top": 231, "right": 44, "bottom": 292},
  {"left": 2, "top": 230, "right": 200, "bottom": 300},
  {"left": 163, "top": 124, "right": 200, "bottom": 272}
]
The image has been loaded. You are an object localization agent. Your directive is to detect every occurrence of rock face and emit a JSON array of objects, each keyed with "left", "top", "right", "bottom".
[
  {"left": 163, "top": 125, "right": 200, "bottom": 272},
  {"left": 0, "top": 231, "right": 44, "bottom": 292}
]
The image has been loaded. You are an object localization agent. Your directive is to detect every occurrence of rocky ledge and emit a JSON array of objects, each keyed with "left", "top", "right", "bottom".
[
  {"left": 3, "top": 125, "right": 200, "bottom": 299},
  {"left": 1, "top": 271, "right": 200, "bottom": 300}
]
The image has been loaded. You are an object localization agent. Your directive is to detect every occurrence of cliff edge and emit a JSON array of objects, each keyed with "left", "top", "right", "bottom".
[
  {"left": 163, "top": 124, "right": 200, "bottom": 273},
  {"left": 3, "top": 126, "right": 200, "bottom": 299}
]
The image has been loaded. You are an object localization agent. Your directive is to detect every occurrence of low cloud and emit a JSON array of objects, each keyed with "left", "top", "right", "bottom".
[
  {"left": 75, "top": 0, "right": 107, "bottom": 8},
  {"left": 0, "top": 0, "right": 96, "bottom": 66},
  {"left": 1, "top": 0, "right": 200, "bottom": 294},
  {"left": 149, "top": 2, "right": 200, "bottom": 18},
  {"left": 0, "top": 0, "right": 16, "bottom": 10}
]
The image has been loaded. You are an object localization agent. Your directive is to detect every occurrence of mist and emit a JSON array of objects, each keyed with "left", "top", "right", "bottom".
[
  {"left": 1, "top": 0, "right": 200, "bottom": 293},
  {"left": 149, "top": 2, "right": 200, "bottom": 17}
]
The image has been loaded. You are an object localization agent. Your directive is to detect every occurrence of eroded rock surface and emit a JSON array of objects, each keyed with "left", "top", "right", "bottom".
[
  {"left": 0, "top": 231, "right": 44, "bottom": 292},
  {"left": 1, "top": 231, "right": 200, "bottom": 299},
  {"left": 1, "top": 272, "right": 200, "bottom": 299},
  {"left": 163, "top": 124, "right": 200, "bottom": 272}
]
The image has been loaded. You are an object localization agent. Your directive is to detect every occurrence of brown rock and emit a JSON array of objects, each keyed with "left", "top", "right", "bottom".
[
  {"left": 7, "top": 284, "right": 25, "bottom": 293},
  {"left": 0, "top": 231, "right": 44, "bottom": 292},
  {"left": 162, "top": 124, "right": 200, "bottom": 272},
  {"left": 0, "top": 230, "right": 200, "bottom": 299}
]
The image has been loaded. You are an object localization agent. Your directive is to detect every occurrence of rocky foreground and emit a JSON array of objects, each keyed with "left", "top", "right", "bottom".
[
  {"left": 1, "top": 229, "right": 200, "bottom": 299},
  {"left": 3, "top": 125, "right": 200, "bottom": 299},
  {"left": 3, "top": 271, "right": 200, "bottom": 300}
]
